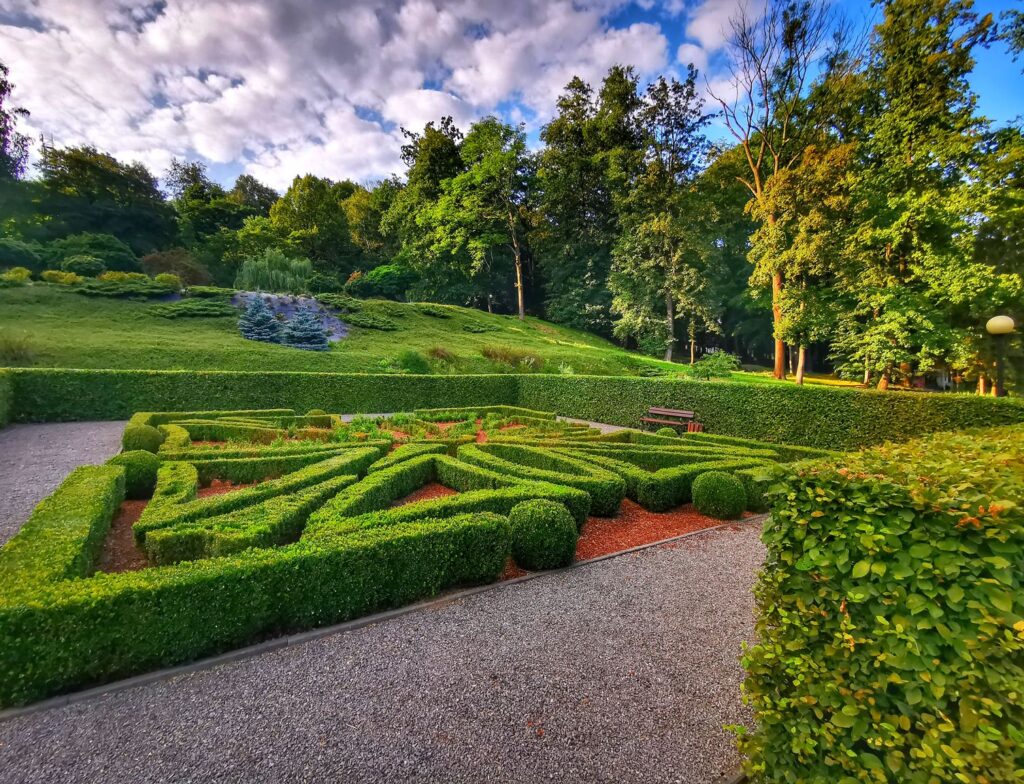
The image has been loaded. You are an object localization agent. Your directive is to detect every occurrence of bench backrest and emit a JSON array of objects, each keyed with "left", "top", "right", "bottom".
[{"left": 647, "top": 407, "right": 694, "bottom": 418}]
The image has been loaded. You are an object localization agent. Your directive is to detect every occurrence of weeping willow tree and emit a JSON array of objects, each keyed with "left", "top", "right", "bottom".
[{"left": 234, "top": 248, "right": 313, "bottom": 294}]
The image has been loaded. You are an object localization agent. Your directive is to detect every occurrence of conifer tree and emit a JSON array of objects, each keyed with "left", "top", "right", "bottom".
[
  {"left": 282, "top": 305, "right": 329, "bottom": 351},
  {"left": 238, "top": 294, "right": 283, "bottom": 343}
]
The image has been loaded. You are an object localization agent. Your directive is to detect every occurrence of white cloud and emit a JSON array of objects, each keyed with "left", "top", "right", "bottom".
[
  {"left": 0, "top": 0, "right": 676, "bottom": 186},
  {"left": 676, "top": 42, "right": 708, "bottom": 72}
]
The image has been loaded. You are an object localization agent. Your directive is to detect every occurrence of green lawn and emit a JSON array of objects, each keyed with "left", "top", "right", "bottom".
[{"left": 0, "top": 285, "right": 698, "bottom": 376}]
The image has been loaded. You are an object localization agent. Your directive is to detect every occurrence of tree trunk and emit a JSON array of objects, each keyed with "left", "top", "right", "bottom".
[
  {"left": 664, "top": 293, "right": 676, "bottom": 363},
  {"left": 486, "top": 294, "right": 493, "bottom": 314},
  {"left": 772, "top": 271, "right": 785, "bottom": 379},
  {"left": 978, "top": 375, "right": 987, "bottom": 395},
  {"left": 795, "top": 346, "right": 806, "bottom": 385},
  {"left": 863, "top": 361, "right": 871, "bottom": 386},
  {"left": 508, "top": 210, "right": 525, "bottom": 320},
  {"left": 689, "top": 320, "right": 696, "bottom": 365},
  {"left": 877, "top": 372, "right": 890, "bottom": 391}
]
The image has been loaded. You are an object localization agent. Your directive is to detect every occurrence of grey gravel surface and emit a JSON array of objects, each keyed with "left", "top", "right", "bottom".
[
  {"left": 0, "top": 421, "right": 126, "bottom": 545},
  {"left": 0, "top": 522, "right": 763, "bottom": 784}
]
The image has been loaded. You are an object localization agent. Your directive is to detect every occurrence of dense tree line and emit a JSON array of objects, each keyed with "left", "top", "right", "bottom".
[{"left": 1, "top": 0, "right": 1021, "bottom": 390}]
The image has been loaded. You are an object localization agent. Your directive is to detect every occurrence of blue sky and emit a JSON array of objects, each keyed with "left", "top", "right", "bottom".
[{"left": 2, "top": 0, "right": 1021, "bottom": 191}]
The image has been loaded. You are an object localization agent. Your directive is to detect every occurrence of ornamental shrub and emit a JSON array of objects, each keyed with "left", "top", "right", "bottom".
[
  {"left": 740, "top": 426, "right": 1024, "bottom": 783},
  {"left": 508, "top": 499, "right": 577, "bottom": 570},
  {"left": 238, "top": 295, "right": 283, "bottom": 343},
  {"left": 61, "top": 255, "right": 105, "bottom": 277},
  {"left": 122, "top": 423, "right": 164, "bottom": 453},
  {"left": 235, "top": 248, "right": 312, "bottom": 294},
  {"left": 153, "top": 272, "right": 182, "bottom": 290},
  {"left": 0, "top": 266, "right": 31, "bottom": 285},
  {"left": 46, "top": 232, "right": 138, "bottom": 272},
  {"left": 691, "top": 471, "right": 745, "bottom": 519},
  {"left": 655, "top": 426, "right": 676, "bottom": 437},
  {"left": 397, "top": 350, "right": 431, "bottom": 374},
  {"left": 0, "top": 238, "right": 43, "bottom": 273},
  {"left": 97, "top": 271, "right": 149, "bottom": 283},
  {"left": 107, "top": 450, "right": 161, "bottom": 499},
  {"left": 282, "top": 306, "right": 330, "bottom": 351},
  {"left": 40, "top": 269, "right": 82, "bottom": 285}
]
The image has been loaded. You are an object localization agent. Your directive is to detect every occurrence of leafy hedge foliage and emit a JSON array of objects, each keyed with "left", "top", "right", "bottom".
[
  {"left": 107, "top": 450, "right": 161, "bottom": 499},
  {"left": 690, "top": 471, "right": 745, "bottom": 519},
  {"left": 509, "top": 499, "right": 577, "bottom": 570},
  {"left": 149, "top": 299, "right": 237, "bottom": 319},
  {"left": 517, "top": 375, "right": 1024, "bottom": 450},
  {"left": 740, "top": 425, "right": 1024, "bottom": 783}
]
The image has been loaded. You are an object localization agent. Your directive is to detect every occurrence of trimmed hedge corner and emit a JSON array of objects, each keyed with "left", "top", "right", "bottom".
[
  {"left": 122, "top": 423, "right": 164, "bottom": 453},
  {"left": 107, "top": 450, "right": 161, "bottom": 499}
]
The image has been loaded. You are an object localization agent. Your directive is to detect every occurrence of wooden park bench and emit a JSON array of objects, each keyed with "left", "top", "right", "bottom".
[{"left": 640, "top": 406, "right": 705, "bottom": 433}]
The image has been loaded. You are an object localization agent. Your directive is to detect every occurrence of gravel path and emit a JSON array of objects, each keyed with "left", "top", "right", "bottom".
[
  {"left": 0, "top": 421, "right": 126, "bottom": 545},
  {"left": 0, "top": 523, "right": 763, "bottom": 784}
]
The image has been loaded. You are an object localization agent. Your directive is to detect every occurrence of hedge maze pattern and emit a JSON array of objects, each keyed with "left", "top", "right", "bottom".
[{"left": 0, "top": 406, "right": 833, "bottom": 707}]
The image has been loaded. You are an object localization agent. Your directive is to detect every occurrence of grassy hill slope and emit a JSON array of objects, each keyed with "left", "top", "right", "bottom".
[{"left": 0, "top": 285, "right": 709, "bottom": 377}]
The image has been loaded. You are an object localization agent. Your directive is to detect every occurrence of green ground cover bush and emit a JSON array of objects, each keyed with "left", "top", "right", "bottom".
[
  {"left": 740, "top": 425, "right": 1024, "bottom": 783},
  {"left": 122, "top": 423, "right": 164, "bottom": 453}
]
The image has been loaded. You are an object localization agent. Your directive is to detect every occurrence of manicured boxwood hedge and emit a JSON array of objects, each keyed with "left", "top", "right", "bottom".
[
  {"left": 0, "top": 511, "right": 510, "bottom": 706},
  {"left": 516, "top": 375, "right": 1024, "bottom": 450},
  {"left": 740, "top": 425, "right": 1024, "bottom": 783}
]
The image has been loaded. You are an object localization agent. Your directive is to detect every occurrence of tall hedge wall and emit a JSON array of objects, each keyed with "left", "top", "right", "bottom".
[
  {"left": 517, "top": 375, "right": 1024, "bottom": 450},
  {"left": 6, "top": 369, "right": 516, "bottom": 422},
  {"left": 740, "top": 425, "right": 1024, "bottom": 782},
  {"left": 0, "top": 369, "right": 11, "bottom": 428},
  {"left": 4, "top": 368, "right": 1023, "bottom": 450}
]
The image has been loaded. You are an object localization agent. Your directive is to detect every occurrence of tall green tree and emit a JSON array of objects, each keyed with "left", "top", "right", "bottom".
[
  {"left": 269, "top": 174, "right": 356, "bottom": 275},
  {"left": 537, "top": 67, "right": 642, "bottom": 335},
  {"left": 228, "top": 174, "right": 278, "bottom": 215},
  {"left": 0, "top": 61, "right": 29, "bottom": 181},
  {"left": 710, "top": 0, "right": 838, "bottom": 379},
  {"left": 610, "top": 70, "right": 715, "bottom": 361},
  {"left": 837, "top": 0, "right": 1013, "bottom": 390},
  {"left": 423, "top": 117, "right": 536, "bottom": 318}
]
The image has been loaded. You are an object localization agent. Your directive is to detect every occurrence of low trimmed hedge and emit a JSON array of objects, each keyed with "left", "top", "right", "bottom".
[
  {"left": 0, "top": 511, "right": 510, "bottom": 706},
  {"left": 740, "top": 425, "right": 1024, "bottom": 782},
  {"left": 0, "top": 466, "right": 124, "bottom": 591},
  {"left": 145, "top": 475, "right": 358, "bottom": 564},
  {"left": 457, "top": 443, "right": 625, "bottom": 516}
]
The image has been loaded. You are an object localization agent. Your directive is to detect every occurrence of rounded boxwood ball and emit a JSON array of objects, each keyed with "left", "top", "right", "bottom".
[
  {"left": 509, "top": 499, "right": 578, "bottom": 571},
  {"left": 108, "top": 450, "right": 161, "bottom": 499},
  {"left": 122, "top": 423, "right": 164, "bottom": 453},
  {"left": 655, "top": 427, "right": 677, "bottom": 437},
  {"left": 691, "top": 471, "right": 746, "bottom": 519}
]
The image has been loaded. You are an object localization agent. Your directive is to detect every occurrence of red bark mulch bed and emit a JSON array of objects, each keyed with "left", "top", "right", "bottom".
[
  {"left": 97, "top": 500, "right": 149, "bottom": 573},
  {"left": 391, "top": 482, "right": 459, "bottom": 507}
]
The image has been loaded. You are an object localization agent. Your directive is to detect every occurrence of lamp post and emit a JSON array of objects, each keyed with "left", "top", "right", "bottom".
[{"left": 986, "top": 315, "right": 1016, "bottom": 397}]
